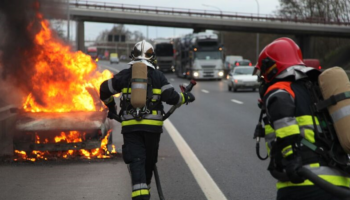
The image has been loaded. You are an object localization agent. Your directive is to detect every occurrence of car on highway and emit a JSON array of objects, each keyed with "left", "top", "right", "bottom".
[
  {"left": 227, "top": 66, "right": 259, "bottom": 92},
  {"left": 110, "top": 53, "right": 119, "bottom": 64},
  {"left": 234, "top": 59, "right": 252, "bottom": 67},
  {"left": 303, "top": 59, "right": 321, "bottom": 70}
]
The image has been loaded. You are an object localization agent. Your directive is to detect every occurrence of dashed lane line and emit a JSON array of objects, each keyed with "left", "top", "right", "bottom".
[
  {"left": 201, "top": 89, "right": 209, "bottom": 94},
  {"left": 231, "top": 99, "right": 243, "bottom": 104},
  {"left": 164, "top": 120, "right": 227, "bottom": 200},
  {"left": 170, "top": 78, "right": 175, "bottom": 81}
]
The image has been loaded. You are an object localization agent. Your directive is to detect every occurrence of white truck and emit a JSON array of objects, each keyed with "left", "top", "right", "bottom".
[{"left": 174, "top": 32, "right": 224, "bottom": 80}]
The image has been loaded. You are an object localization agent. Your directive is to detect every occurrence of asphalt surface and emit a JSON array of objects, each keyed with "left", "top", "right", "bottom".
[{"left": 0, "top": 60, "right": 277, "bottom": 200}]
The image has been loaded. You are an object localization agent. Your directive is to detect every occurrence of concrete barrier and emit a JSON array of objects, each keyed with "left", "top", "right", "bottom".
[{"left": 0, "top": 105, "right": 17, "bottom": 157}]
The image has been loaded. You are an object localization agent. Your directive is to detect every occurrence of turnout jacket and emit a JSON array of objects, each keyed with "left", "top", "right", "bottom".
[
  {"left": 100, "top": 66, "right": 183, "bottom": 133},
  {"left": 263, "top": 79, "right": 350, "bottom": 190}
]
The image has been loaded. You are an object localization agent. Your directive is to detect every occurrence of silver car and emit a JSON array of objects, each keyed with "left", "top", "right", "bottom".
[{"left": 227, "top": 66, "right": 259, "bottom": 92}]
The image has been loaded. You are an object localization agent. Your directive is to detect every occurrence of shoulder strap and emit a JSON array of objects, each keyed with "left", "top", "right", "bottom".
[{"left": 316, "top": 91, "right": 350, "bottom": 111}]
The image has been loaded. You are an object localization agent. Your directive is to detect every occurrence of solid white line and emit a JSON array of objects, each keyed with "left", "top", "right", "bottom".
[
  {"left": 201, "top": 89, "right": 209, "bottom": 93},
  {"left": 164, "top": 120, "right": 227, "bottom": 200},
  {"left": 231, "top": 99, "right": 243, "bottom": 104}
]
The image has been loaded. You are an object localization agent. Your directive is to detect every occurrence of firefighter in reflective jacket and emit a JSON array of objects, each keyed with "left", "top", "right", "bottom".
[
  {"left": 254, "top": 37, "right": 350, "bottom": 200},
  {"left": 99, "top": 40, "right": 195, "bottom": 200}
]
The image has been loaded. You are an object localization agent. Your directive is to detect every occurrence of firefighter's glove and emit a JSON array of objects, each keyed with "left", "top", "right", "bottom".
[
  {"left": 284, "top": 156, "right": 305, "bottom": 184},
  {"left": 105, "top": 99, "right": 117, "bottom": 119},
  {"left": 182, "top": 92, "right": 195, "bottom": 105}
]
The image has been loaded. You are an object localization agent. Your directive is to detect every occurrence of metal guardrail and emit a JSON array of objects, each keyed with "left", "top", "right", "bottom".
[{"left": 68, "top": 0, "right": 350, "bottom": 26}]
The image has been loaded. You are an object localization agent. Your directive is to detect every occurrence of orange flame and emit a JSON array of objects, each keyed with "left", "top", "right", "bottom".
[
  {"left": 14, "top": 130, "right": 117, "bottom": 161},
  {"left": 22, "top": 13, "right": 112, "bottom": 112}
]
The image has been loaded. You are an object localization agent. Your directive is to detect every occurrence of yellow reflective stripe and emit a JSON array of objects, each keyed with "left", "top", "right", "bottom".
[
  {"left": 122, "top": 88, "right": 132, "bottom": 93},
  {"left": 131, "top": 189, "right": 150, "bottom": 198},
  {"left": 265, "top": 125, "right": 274, "bottom": 135},
  {"left": 296, "top": 115, "right": 319, "bottom": 126},
  {"left": 265, "top": 143, "right": 271, "bottom": 156},
  {"left": 304, "top": 129, "right": 316, "bottom": 143},
  {"left": 103, "top": 96, "right": 114, "bottom": 104},
  {"left": 181, "top": 93, "right": 185, "bottom": 104},
  {"left": 122, "top": 119, "right": 163, "bottom": 126},
  {"left": 277, "top": 176, "right": 350, "bottom": 189},
  {"left": 310, "top": 163, "right": 320, "bottom": 168},
  {"left": 282, "top": 145, "right": 293, "bottom": 157},
  {"left": 152, "top": 110, "right": 157, "bottom": 115},
  {"left": 275, "top": 124, "right": 300, "bottom": 138},
  {"left": 122, "top": 88, "right": 161, "bottom": 95},
  {"left": 153, "top": 89, "right": 161, "bottom": 94}
]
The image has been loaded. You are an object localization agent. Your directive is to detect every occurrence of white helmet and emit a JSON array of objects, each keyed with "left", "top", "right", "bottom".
[{"left": 130, "top": 40, "right": 155, "bottom": 61}]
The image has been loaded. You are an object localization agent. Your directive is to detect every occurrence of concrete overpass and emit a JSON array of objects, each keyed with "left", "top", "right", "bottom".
[{"left": 66, "top": 0, "right": 350, "bottom": 58}]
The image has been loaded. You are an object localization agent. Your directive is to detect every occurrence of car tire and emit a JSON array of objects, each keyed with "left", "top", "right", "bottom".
[
  {"left": 233, "top": 87, "right": 237, "bottom": 92},
  {"left": 252, "top": 88, "right": 256, "bottom": 92},
  {"left": 228, "top": 85, "right": 232, "bottom": 91}
]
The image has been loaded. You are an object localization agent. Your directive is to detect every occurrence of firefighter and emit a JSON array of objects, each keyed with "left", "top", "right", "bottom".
[
  {"left": 99, "top": 40, "right": 195, "bottom": 200},
  {"left": 254, "top": 37, "right": 350, "bottom": 200}
]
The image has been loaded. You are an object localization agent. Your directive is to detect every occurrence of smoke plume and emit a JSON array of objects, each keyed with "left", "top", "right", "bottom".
[{"left": 0, "top": 0, "right": 64, "bottom": 107}]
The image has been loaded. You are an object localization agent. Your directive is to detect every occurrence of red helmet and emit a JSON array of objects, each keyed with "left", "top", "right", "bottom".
[{"left": 254, "top": 37, "right": 305, "bottom": 83}]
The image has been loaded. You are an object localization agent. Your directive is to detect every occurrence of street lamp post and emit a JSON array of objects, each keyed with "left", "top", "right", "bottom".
[
  {"left": 254, "top": 0, "right": 260, "bottom": 63},
  {"left": 67, "top": 0, "right": 70, "bottom": 41},
  {"left": 202, "top": 4, "right": 223, "bottom": 44},
  {"left": 202, "top": 4, "right": 222, "bottom": 16}
]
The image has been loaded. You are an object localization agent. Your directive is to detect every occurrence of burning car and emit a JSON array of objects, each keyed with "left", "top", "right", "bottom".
[{"left": 2, "top": 7, "right": 116, "bottom": 161}]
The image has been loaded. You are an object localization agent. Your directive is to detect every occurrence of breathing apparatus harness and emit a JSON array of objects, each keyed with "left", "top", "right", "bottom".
[{"left": 120, "top": 74, "right": 161, "bottom": 121}]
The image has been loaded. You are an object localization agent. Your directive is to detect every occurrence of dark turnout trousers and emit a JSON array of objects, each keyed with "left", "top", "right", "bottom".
[{"left": 122, "top": 131, "right": 161, "bottom": 200}]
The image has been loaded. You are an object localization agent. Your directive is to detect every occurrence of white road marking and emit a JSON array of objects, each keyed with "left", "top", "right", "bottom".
[
  {"left": 164, "top": 120, "right": 227, "bottom": 200},
  {"left": 170, "top": 78, "right": 175, "bottom": 81},
  {"left": 231, "top": 99, "right": 243, "bottom": 104},
  {"left": 201, "top": 89, "right": 209, "bottom": 93}
]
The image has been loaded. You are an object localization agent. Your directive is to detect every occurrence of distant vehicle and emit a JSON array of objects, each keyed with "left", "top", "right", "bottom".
[
  {"left": 110, "top": 53, "right": 119, "bottom": 64},
  {"left": 173, "top": 32, "right": 224, "bottom": 80},
  {"left": 303, "top": 59, "right": 321, "bottom": 70},
  {"left": 227, "top": 66, "right": 259, "bottom": 92},
  {"left": 225, "top": 55, "right": 243, "bottom": 70},
  {"left": 234, "top": 59, "right": 252, "bottom": 67},
  {"left": 154, "top": 40, "right": 174, "bottom": 72},
  {"left": 87, "top": 47, "right": 98, "bottom": 62},
  {"left": 120, "top": 55, "right": 127, "bottom": 60}
]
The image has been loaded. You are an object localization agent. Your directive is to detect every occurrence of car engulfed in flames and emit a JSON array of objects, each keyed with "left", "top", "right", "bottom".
[{"left": 10, "top": 5, "right": 116, "bottom": 161}]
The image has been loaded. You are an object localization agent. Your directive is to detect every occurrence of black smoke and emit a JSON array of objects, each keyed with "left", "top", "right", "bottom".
[{"left": 0, "top": 0, "right": 64, "bottom": 107}]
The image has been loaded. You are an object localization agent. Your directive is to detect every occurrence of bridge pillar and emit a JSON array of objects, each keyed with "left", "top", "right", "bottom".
[
  {"left": 295, "top": 35, "right": 313, "bottom": 59},
  {"left": 76, "top": 20, "right": 85, "bottom": 52}
]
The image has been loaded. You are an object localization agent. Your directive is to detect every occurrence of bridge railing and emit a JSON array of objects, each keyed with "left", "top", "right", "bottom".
[{"left": 69, "top": 0, "right": 350, "bottom": 26}]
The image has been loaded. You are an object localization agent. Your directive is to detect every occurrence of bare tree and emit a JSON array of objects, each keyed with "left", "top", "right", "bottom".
[{"left": 277, "top": 0, "right": 350, "bottom": 23}]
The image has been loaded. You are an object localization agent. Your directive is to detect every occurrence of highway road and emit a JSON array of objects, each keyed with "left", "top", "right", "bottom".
[{"left": 0, "top": 60, "right": 277, "bottom": 200}]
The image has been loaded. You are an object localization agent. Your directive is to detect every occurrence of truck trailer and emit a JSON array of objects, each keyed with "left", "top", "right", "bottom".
[
  {"left": 173, "top": 33, "right": 224, "bottom": 80},
  {"left": 153, "top": 39, "right": 174, "bottom": 72}
]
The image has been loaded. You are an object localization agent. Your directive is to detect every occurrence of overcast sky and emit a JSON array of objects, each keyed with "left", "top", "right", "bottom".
[{"left": 63, "top": 0, "right": 281, "bottom": 40}]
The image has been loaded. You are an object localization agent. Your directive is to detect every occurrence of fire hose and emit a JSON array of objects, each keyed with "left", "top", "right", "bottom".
[
  {"left": 110, "top": 80, "right": 197, "bottom": 200},
  {"left": 297, "top": 167, "right": 350, "bottom": 199}
]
